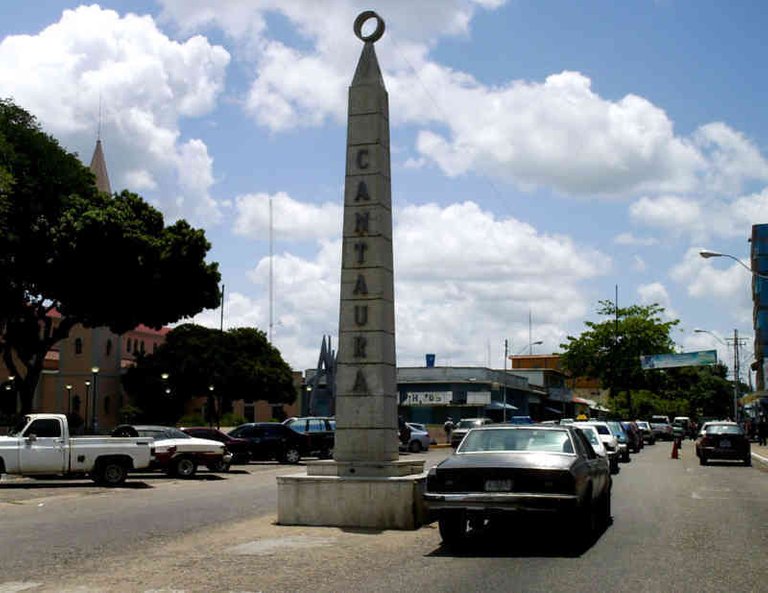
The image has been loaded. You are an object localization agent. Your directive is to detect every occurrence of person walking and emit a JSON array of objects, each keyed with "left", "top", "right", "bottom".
[
  {"left": 443, "top": 417, "right": 454, "bottom": 444},
  {"left": 758, "top": 415, "right": 767, "bottom": 447}
]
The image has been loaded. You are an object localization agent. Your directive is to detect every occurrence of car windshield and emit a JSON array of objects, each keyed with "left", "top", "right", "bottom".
[
  {"left": 591, "top": 424, "right": 611, "bottom": 435},
  {"left": 578, "top": 428, "right": 600, "bottom": 446},
  {"left": 137, "top": 427, "right": 189, "bottom": 440},
  {"left": 636, "top": 421, "right": 650, "bottom": 429},
  {"left": 705, "top": 424, "right": 743, "bottom": 436},
  {"left": 459, "top": 428, "right": 574, "bottom": 454},
  {"left": 456, "top": 419, "right": 483, "bottom": 429},
  {"left": 607, "top": 421, "right": 626, "bottom": 436}
]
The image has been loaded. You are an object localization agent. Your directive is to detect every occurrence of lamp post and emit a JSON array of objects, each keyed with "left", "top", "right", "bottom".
[
  {"left": 695, "top": 328, "right": 745, "bottom": 421},
  {"left": 91, "top": 366, "right": 100, "bottom": 432},
  {"left": 65, "top": 384, "right": 73, "bottom": 415},
  {"left": 699, "top": 250, "right": 768, "bottom": 280},
  {"left": 503, "top": 339, "right": 509, "bottom": 423},
  {"left": 84, "top": 380, "right": 91, "bottom": 430},
  {"left": 208, "top": 385, "right": 215, "bottom": 428}
]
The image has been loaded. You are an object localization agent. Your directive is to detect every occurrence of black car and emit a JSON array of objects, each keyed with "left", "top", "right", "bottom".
[
  {"left": 228, "top": 422, "right": 311, "bottom": 464},
  {"left": 180, "top": 427, "right": 252, "bottom": 464},
  {"left": 424, "top": 425, "right": 611, "bottom": 548},
  {"left": 695, "top": 422, "right": 751, "bottom": 466},
  {"left": 282, "top": 417, "right": 335, "bottom": 458}
]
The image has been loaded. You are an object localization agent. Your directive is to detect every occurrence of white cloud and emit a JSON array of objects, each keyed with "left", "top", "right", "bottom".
[
  {"left": 233, "top": 192, "right": 342, "bottom": 240},
  {"left": 636, "top": 282, "right": 677, "bottom": 319},
  {"left": 216, "top": 198, "right": 610, "bottom": 370},
  {"left": 0, "top": 4, "right": 230, "bottom": 224},
  {"left": 629, "top": 195, "right": 702, "bottom": 234},
  {"left": 614, "top": 232, "right": 658, "bottom": 246},
  {"left": 632, "top": 255, "right": 647, "bottom": 272}
]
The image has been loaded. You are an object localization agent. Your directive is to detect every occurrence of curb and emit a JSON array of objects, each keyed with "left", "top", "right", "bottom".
[{"left": 752, "top": 451, "right": 768, "bottom": 466}]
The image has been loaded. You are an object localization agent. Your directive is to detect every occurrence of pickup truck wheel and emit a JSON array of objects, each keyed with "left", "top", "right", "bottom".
[
  {"left": 319, "top": 447, "right": 334, "bottom": 459},
  {"left": 282, "top": 447, "right": 301, "bottom": 464},
  {"left": 171, "top": 457, "right": 197, "bottom": 478},
  {"left": 409, "top": 440, "right": 423, "bottom": 453},
  {"left": 699, "top": 454, "right": 707, "bottom": 466},
  {"left": 92, "top": 461, "right": 128, "bottom": 486}
]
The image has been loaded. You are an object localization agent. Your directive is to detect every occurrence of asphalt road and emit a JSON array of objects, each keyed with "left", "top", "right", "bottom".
[{"left": 1, "top": 442, "right": 766, "bottom": 593}]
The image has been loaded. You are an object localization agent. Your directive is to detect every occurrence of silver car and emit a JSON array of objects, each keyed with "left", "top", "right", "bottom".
[{"left": 404, "top": 422, "right": 431, "bottom": 452}]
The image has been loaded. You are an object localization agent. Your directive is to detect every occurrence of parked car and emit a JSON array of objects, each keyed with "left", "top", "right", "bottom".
[
  {"left": 572, "top": 422, "right": 616, "bottom": 475},
  {"left": 649, "top": 419, "right": 674, "bottom": 441},
  {"left": 228, "top": 422, "right": 311, "bottom": 464},
  {"left": 449, "top": 418, "right": 494, "bottom": 448},
  {"left": 112, "top": 424, "right": 232, "bottom": 477},
  {"left": 180, "top": 427, "right": 251, "bottom": 464},
  {"left": 606, "top": 421, "right": 631, "bottom": 462},
  {"left": 634, "top": 420, "right": 656, "bottom": 445},
  {"left": 621, "top": 421, "right": 643, "bottom": 453},
  {"left": 507, "top": 416, "right": 535, "bottom": 425},
  {"left": 673, "top": 416, "right": 693, "bottom": 439},
  {"left": 584, "top": 421, "right": 620, "bottom": 474},
  {"left": 282, "top": 417, "right": 335, "bottom": 458},
  {"left": 695, "top": 422, "right": 751, "bottom": 466},
  {"left": 424, "top": 425, "right": 611, "bottom": 548},
  {"left": 401, "top": 422, "right": 431, "bottom": 452}
]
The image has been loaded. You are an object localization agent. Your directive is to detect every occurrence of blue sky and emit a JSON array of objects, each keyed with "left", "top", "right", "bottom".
[{"left": 1, "top": 1, "right": 766, "bottom": 382}]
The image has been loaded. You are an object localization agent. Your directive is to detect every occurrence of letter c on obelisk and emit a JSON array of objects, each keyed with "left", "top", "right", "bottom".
[{"left": 353, "top": 11, "right": 385, "bottom": 43}]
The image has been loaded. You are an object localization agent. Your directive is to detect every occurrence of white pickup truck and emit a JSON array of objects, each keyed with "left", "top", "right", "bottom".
[{"left": 0, "top": 413, "right": 155, "bottom": 486}]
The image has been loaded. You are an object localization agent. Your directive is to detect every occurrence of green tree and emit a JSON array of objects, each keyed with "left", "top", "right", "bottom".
[
  {"left": 0, "top": 99, "right": 221, "bottom": 414},
  {"left": 560, "top": 301, "right": 679, "bottom": 415},
  {"left": 122, "top": 324, "right": 296, "bottom": 424}
]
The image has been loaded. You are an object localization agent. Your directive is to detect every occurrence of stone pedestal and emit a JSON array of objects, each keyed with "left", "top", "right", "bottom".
[{"left": 278, "top": 460, "right": 426, "bottom": 529}]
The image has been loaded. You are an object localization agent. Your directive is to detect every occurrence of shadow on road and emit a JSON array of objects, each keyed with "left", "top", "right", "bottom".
[
  {"left": 426, "top": 516, "right": 613, "bottom": 559},
  {"left": 0, "top": 480, "right": 152, "bottom": 489}
]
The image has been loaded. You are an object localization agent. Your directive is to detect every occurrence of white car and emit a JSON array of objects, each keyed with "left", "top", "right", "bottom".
[
  {"left": 112, "top": 425, "right": 232, "bottom": 477},
  {"left": 572, "top": 422, "right": 617, "bottom": 474},
  {"left": 403, "top": 422, "right": 431, "bottom": 453},
  {"left": 585, "top": 421, "right": 620, "bottom": 473}
]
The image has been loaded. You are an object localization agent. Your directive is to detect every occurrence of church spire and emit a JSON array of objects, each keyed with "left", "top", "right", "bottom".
[{"left": 89, "top": 138, "right": 112, "bottom": 195}]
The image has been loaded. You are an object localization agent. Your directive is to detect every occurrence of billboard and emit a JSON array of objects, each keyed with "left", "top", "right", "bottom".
[
  {"left": 640, "top": 350, "right": 717, "bottom": 370},
  {"left": 402, "top": 391, "right": 452, "bottom": 406}
]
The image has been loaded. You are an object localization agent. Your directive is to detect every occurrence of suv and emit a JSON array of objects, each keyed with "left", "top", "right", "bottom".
[
  {"left": 649, "top": 416, "right": 674, "bottom": 441},
  {"left": 228, "top": 423, "right": 311, "bottom": 464},
  {"left": 282, "top": 417, "right": 335, "bottom": 458},
  {"left": 450, "top": 418, "right": 494, "bottom": 448}
]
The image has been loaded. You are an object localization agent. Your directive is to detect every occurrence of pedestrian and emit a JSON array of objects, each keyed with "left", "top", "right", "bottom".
[
  {"left": 443, "top": 417, "right": 454, "bottom": 444},
  {"left": 758, "top": 416, "right": 767, "bottom": 447},
  {"left": 398, "top": 415, "right": 411, "bottom": 448}
]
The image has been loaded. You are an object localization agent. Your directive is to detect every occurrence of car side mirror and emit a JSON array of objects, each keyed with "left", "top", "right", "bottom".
[{"left": 26, "top": 434, "right": 37, "bottom": 443}]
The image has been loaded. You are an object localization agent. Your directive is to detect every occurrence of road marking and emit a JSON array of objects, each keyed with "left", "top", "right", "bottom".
[{"left": 752, "top": 451, "right": 768, "bottom": 464}]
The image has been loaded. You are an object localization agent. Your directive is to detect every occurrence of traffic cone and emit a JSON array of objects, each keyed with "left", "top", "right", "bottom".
[{"left": 671, "top": 438, "right": 679, "bottom": 459}]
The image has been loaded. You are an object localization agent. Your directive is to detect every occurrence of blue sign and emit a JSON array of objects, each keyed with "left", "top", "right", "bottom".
[
  {"left": 425, "top": 353, "right": 436, "bottom": 368},
  {"left": 640, "top": 350, "right": 717, "bottom": 370}
]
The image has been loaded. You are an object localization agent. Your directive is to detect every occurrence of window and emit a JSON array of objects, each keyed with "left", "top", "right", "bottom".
[
  {"left": 24, "top": 419, "right": 62, "bottom": 438},
  {"left": 105, "top": 339, "right": 112, "bottom": 357},
  {"left": 75, "top": 338, "right": 83, "bottom": 355},
  {"left": 140, "top": 341, "right": 145, "bottom": 354},
  {"left": 126, "top": 338, "right": 132, "bottom": 352}
]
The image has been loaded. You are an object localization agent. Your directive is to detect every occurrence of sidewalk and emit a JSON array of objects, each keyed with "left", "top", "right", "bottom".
[{"left": 752, "top": 442, "right": 768, "bottom": 465}]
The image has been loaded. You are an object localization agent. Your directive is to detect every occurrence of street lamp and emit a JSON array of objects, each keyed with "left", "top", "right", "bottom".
[
  {"left": 65, "top": 384, "right": 73, "bottom": 415},
  {"left": 699, "top": 250, "right": 768, "bottom": 280},
  {"left": 84, "top": 380, "right": 91, "bottom": 429},
  {"left": 695, "top": 328, "right": 744, "bottom": 421},
  {"left": 208, "top": 385, "right": 215, "bottom": 428},
  {"left": 90, "top": 367, "right": 100, "bottom": 432}
]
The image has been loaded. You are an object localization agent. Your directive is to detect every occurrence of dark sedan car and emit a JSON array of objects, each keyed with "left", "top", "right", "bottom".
[
  {"left": 695, "top": 422, "right": 751, "bottom": 466},
  {"left": 424, "top": 425, "right": 611, "bottom": 548},
  {"left": 228, "top": 422, "right": 311, "bottom": 464},
  {"left": 282, "top": 417, "right": 335, "bottom": 458},
  {"left": 181, "top": 427, "right": 252, "bottom": 464}
]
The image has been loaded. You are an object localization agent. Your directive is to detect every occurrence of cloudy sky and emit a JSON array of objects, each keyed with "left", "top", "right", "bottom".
[{"left": 1, "top": 1, "right": 765, "bottom": 382}]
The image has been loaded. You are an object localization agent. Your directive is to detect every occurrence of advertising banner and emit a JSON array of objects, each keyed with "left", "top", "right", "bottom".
[
  {"left": 640, "top": 350, "right": 717, "bottom": 370},
  {"left": 402, "top": 391, "right": 452, "bottom": 406}
]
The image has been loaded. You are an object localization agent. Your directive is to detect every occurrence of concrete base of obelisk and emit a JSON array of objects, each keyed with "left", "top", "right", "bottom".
[{"left": 277, "top": 459, "right": 427, "bottom": 530}]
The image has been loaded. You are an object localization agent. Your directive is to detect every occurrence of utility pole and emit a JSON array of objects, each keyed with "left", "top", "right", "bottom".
[
  {"left": 733, "top": 328, "right": 740, "bottom": 421},
  {"left": 503, "top": 339, "right": 509, "bottom": 423}
]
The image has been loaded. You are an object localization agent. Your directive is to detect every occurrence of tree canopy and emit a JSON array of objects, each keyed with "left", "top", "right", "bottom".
[
  {"left": 0, "top": 99, "right": 221, "bottom": 414},
  {"left": 560, "top": 300, "right": 738, "bottom": 419},
  {"left": 122, "top": 324, "right": 296, "bottom": 424}
]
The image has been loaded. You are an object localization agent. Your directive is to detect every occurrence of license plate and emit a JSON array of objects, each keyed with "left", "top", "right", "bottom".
[
  {"left": 720, "top": 440, "right": 731, "bottom": 448},
  {"left": 485, "top": 479, "right": 513, "bottom": 492}
]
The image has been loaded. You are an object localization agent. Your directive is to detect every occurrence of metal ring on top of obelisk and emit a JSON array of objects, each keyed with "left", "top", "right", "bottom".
[{"left": 354, "top": 11, "right": 385, "bottom": 43}]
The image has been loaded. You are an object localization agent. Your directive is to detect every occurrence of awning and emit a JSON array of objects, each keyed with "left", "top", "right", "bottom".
[
  {"left": 544, "top": 406, "right": 564, "bottom": 415},
  {"left": 572, "top": 397, "right": 593, "bottom": 406},
  {"left": 485, "top": 401, "right": 518, "bottom": 410}
]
